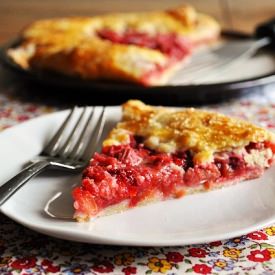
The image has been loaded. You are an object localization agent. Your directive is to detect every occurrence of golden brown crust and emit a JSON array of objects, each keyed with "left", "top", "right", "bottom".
[
  {"left": 103, "top": 100, "right": 275, "bottom": 163},
  {"left": 167, "top": 4, "right": 198, "bottom": 27},
  {"left": 8, "top": 5, "right": 220, "bottom": 86},
  {"left": 75, "top": 100, "right": 275, "bottom": 221}
]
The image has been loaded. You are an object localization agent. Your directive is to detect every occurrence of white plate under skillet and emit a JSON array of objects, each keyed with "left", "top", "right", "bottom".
[{"left": 1, "top": 107, "right": 275, "bottom": 246}]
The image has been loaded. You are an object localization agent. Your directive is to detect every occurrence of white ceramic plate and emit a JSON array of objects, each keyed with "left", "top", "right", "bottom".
[{"left": 1, "top": 107, "right": 275, "bottom": 246}]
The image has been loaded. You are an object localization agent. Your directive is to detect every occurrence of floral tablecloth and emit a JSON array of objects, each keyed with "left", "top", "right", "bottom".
[{"left": 1, "top": 85, "right": 275, "bottom": 275}]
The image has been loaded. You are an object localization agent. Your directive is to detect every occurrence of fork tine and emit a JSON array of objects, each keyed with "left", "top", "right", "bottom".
[
  {"left": 182, "top": 57, "right": 232, "bottom": 83},
  {"left": 182, "top": 37, "right": 271, "bottom": 84},
  {"left": 185, "top": 49, "right": 254, "bottom": 83},
  {"left": 183, "top": 47, "right": 251, "bottom": 81},
  {"left": 43, "top": 106, "right": 77, "bottom": 156},
  {"left": 85, "top": 107, "right": 106, "bottom": 156},
  {"left": 68, "top": 107, "right": 95, "bottom": 160},
  {"left": 57, "top": 106, "right": 89, "bottom": 158},
  {"left": 185, "top": 53, "right": 218, "bottom": 68},
  {"left": 71, "top": 107, "right": 105, "bottom": 162},
  {"left": 182, "top": 52, "right": 235, "bottom": 75},
  {"left": 183, "top": 48, "right": 255, "bottom": 82},
  {"left": 183, "top": 57, "right": 231, "bottom": 74}
]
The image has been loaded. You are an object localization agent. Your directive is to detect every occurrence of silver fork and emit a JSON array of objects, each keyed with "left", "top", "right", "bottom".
[
  {"left": 176, "top": 37, "right": 270, "bottom": 84},
  {"left": 0, "top": 106, "right": 105, "bottom": 206},
  {"left": 176, "top": 16, "right": 275, "bottom": 84}
]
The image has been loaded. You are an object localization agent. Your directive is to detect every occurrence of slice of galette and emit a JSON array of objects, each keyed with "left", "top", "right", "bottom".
[
  {"left": 8, "top": 4, "right": 220, "bottom": 86},
  {"left": 72, "top": 100, "right": 275, "bottom": 221}
]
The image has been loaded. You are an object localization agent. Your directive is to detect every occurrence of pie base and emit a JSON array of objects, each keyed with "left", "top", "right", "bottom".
[{"left": 75, "top": 168, "right": 263, "bottom": 222}]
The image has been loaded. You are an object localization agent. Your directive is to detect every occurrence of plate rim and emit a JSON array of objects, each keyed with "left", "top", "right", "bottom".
[{"left": 1, "top": 107, "right": 275, "bottom": 246}]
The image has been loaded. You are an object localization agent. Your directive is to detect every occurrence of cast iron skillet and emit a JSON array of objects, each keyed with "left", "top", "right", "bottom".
[{"left": 0, "top": 31, "right": 275, "bottom": 106}]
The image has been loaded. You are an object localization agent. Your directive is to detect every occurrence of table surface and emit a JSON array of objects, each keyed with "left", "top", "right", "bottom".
[
  {"left": 0, "top": 0, "right": 275, "bottom": 43},
  {"left": 1, "top": 1, "right": 275, "bottom": 274},
  {"left": 1, "top": 76, "right": 275, "bottom": 275}
]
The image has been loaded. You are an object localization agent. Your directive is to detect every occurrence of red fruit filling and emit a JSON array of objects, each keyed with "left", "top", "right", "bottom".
[
  {"left": 97, "top": 29, "right": 192, "bottom": 85},
  {"left": 73, "top": 137, "right": 274, "bottom": 218},
  {"left": 97, "top": 29, "right": 191, "bottom": 60}
]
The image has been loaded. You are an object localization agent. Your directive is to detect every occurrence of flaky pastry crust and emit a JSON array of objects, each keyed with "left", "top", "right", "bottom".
[
  {"left": 103, "top": 100, "right": 275, "bottom": 163},
  {"left": 7, "top": 4, "right": 220, "bottom": 86}
]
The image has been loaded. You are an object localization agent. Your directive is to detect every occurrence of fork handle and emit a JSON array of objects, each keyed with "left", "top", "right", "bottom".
[
  {"left": 255, "top": 18, "right": 275, "bottom": 46},
  {"left": 0, "top": 160, "right": 50, "bottom": 207}
]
